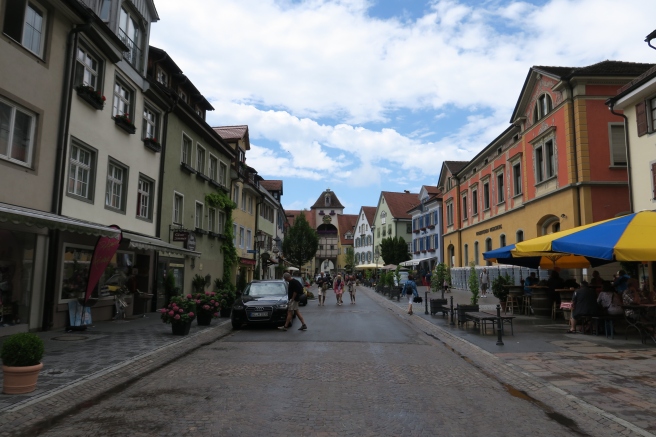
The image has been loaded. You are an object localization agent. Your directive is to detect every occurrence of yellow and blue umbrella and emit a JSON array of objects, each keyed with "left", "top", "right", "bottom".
[
  {"left": 483, "top": 244, "right": 609, "bottom": 269},
  {"left": 513, "top": 210, "right": 656, "bottom": 262}
]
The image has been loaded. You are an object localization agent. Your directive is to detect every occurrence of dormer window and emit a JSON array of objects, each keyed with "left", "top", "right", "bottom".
[
  {"left": 178, "top": 89, "right": 187, "bottom": 103},
  {"left": 156, "top": 67, "right": 168, "bottom": 86},
  {"left": 195, "top": 106, "right": 203, "bottom": 118},
  {"left": 119, "top": 6, "right": 141, "bottom": 70},
  {"left": 533, "top": 93, "right": 552, "bottom": 122},
  {"left": 325, "top": 194, "right": 331, "bottom": 206}
]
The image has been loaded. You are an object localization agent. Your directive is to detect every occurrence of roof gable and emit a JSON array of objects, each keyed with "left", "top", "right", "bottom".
[
  {"left": 381, "top": 191, "right": 419, "bottom": 219},
  {"left": 311, "top": 189, "right": 344, "bottom": 209}
]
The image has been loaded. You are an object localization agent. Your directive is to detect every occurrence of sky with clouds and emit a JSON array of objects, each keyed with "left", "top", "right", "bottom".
[{"left": 150, "top": 0, "right": 656, "bottom": 214}]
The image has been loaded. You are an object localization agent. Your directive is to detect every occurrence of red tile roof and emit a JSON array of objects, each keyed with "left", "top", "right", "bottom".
[
  {"left": 362, "top": 206, "right": 376, "bottom": 224},
  {"left": 337, "top": 214, "right": 358, "bottom": 245},
  {"left": 382, "top": 191, "right": 419, "bottom": 219},
  {"left": 260, "top": 180, "right": 282, "bottom": 193},
  {"left": 311, "top": 189, "right": 344, "bottom": 209},
  {"left": 285, "top": 210, "right": 315, "bottom": 229}
]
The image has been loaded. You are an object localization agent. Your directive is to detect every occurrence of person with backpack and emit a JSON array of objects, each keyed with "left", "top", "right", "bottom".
[
  {"left": 402, "top": 275, "right": 418, "bottom": 315},
  {"left": 333, "top": 274, "right": 345, "bottom": 306}
]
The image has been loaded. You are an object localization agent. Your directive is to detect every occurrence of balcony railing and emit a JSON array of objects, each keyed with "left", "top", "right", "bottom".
[{"left": 118, "top": 28, "right": 142, "bottom": 70}]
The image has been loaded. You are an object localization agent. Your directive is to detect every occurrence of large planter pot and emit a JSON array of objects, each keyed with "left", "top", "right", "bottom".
[
  {"left": 171, "top": 320, "right": 192, "bottom": 336},
  {"left": 3, "top": 363, "right": 44, "bottom": 394},
  {"left": 197, "top": 312, "right": 213, "bottom": 326}
]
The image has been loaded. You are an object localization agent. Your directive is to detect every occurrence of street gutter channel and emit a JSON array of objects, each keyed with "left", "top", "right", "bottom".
[
  {"left": 424, "top": 332, "right": 590, "bottom": 437},
  {"left": 25, "top": 329, "right": 234, "bottom": 437}
]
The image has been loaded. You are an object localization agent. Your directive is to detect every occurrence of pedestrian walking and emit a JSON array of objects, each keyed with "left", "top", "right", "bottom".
[
  {"left": 279, "top": 272, "right": 307, "bottom": 331},
  {"left": 479, "top": 268, "right": 489, "bottom": 298},
  {"left": 347, "top": 274, "right": 356, "bottom": 304},
  {"left": 316, "top": 272, "right": 327, "bottom": 306},
  {"left": 333, "top": 274, "right": 345, "bottom": 305},
  {"left": 402, "top": 275, "right": 418, "bottom": 315}
]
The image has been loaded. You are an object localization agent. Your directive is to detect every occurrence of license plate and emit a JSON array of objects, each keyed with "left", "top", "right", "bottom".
[{"left": 249, "top": 312, "right": 269, "bottom": 317}]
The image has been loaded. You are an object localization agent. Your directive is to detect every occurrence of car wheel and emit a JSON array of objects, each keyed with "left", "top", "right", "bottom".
[{"left": 231, "top": 320, "right": 241, "bottom": 330}]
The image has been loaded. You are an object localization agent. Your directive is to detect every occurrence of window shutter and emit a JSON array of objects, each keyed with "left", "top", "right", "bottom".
[
  {"left": 636, "top": 101, "right": 648, "bottom": 137},
  {"left": 652, "top": 163, "right": 656, "bottom": 200},
  {"left": 610, "top": 125, "right": 627, "bottom": 165}
]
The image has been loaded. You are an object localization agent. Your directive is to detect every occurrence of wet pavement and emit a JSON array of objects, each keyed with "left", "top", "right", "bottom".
[{"left": 1, "top": 285, "right": 655, "bottom": 436}]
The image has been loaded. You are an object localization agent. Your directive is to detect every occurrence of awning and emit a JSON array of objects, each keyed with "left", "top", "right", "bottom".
[
  {"left": 400, "top": 256, "right": 437, "bottom": 267},
  {"left": 354, "top": 263, "right": 379, "bottom": 269},
  {"left": 0, "top": 202, "right": 120, "bottom": 238},
  {"left": 122, "top": 231, "right": 201, "bottom": 257}
]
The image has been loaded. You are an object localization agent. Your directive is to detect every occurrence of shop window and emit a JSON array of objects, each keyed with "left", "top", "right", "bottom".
[
  {"left": 0, "top": 230, "right": 36, "bottom": 326},
  {"left": 60, "top": 245, "right": 134, "bottom": 301}
]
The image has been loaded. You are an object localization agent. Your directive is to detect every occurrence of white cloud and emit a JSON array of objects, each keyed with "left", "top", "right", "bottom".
[{"left": 151, "top": 0, "right": 656, "bottom": 188}]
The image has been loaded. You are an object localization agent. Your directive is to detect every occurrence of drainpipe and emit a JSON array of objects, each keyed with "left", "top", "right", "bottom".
[
  {"left": 608, "top": 103, "right": 634, "bottom": 213},
  {"left": 565, "top": 78, "right": 582, "bottom": 227},
  {"left": 42, "top": 18, "right": 92, "bottom": 331}
]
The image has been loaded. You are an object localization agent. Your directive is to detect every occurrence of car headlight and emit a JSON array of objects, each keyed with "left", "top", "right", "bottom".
[
  {"left": 233, "top": 304, "right": 244, "bottom": 310},
  {"left": 275, "top": 302, "right": 288, "bottom": 310}
]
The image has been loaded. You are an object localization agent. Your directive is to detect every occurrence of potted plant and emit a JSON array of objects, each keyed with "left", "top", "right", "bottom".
[
  {"left": 216, "top": 283, "right": 236, "bottom": 317},
  {"left": 160, "top": 296, "right": 196, "bottom": 335},
  {"left": 190, "top": 291, "right": 220, "bottom": 325},
  {"left": 191, "top": 274, "right": 207, "bottom": 294},
  {"left": 114, "top": 112, "right": 136, "bottom": 134},
  {"left": 491, "top": 273, "right": 513, "bottom": 311},
  {"left": 1, "top": 333, "right": 44, "bottom": 394},
  {"left": 467, "top": 261, "right": 480, "bottom": 305}
]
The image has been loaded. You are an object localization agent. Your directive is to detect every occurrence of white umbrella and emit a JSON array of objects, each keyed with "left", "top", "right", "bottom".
[{"left": 286, "top": 266, "right": 299, "bottom": 271}]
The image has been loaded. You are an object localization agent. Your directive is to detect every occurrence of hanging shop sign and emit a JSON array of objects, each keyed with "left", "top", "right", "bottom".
[
  {"left": 172, "top": 231, "right": 188, "bottom": 242},
  {"left": 85, "top": 225, "right": 122, "bottom": 304}
]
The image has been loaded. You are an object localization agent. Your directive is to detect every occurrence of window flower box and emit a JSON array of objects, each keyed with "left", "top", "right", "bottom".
[
  {"left": 194, "top": 227, "right": 207, "bottom": 235},
  {"left": 209, "top": 179, "right": 221, "bottom": 189},
  {"left": 180, "top": 162, "right": 196, "bottom": 174},
  {"left": 114, "top": 114, "right": 136, "bottom": 134},
  {"left": 208, "top": 231, "right": 220, "bottom": 239},
  {"left": 428, "top": 249, "right": 436, "bottom": 253},
  {"left": 421, "top": 250, "right": 427, "bottom": 253},
  {"left": 427, "top": 224, "right": 436, "bottom": 229},
  {"left": 143, "top": 137, "right": 161, "bottom": 152},
  {"left": 319, "top": 211, "right": 325, "bottom": 215},
  {"left": 196, "top": 172, "right": 210, "bottom": 183},
  {"left": 76, "top": 85, "right": 105, "bottom": 110},
  {"left": 420, "top": 227, "right": 427, "bottom": 231},
  {"left": 414, "top": 251, "right": 421, "bottom": 254},
  {"left": 413, "top": 229, "right": 420, "bottom": 234}
]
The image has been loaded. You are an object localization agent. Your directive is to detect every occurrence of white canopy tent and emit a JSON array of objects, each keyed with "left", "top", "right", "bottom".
[{"left": 354, "top": 263, "right": 379, "bottom": 269}]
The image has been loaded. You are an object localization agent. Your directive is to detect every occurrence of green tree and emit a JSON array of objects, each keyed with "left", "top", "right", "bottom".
[
  {"left": 282, "top": 211, "right": 319, "bottom": 269},
  {"left": 431, "top": 263, "right": 449, "bottom": 293},
  {"left": 468, "top": 261, "right": 479, "bottom": 305},
  {"left": 344, "top": 247, "right": 355, "bottom": 273},
  {"left": 379, "top": 236, "right": 411, "bottom": 265}
]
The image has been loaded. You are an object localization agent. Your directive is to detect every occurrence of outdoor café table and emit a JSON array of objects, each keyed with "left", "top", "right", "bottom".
[{"left": 622, "top": 304, "right": 656, "bottom": 344}]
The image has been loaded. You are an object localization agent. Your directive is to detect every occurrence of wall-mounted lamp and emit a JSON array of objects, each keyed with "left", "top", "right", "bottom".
[
  {"left": 560, "top": 214, "right": 567, "bottom": 219},
  {"left": 645, "top": 29, "right": 656, "bottom": 50}
]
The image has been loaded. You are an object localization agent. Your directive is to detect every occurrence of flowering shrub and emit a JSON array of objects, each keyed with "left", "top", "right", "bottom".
[
  {"left": 76, "top": 85, "right": 106, "bottom": 107},
  {"left": 160, "top": 296, "right": 196, "bottom": 324},
  {"left": 189, "top": 292, "right": 220, "bottom": 318}
]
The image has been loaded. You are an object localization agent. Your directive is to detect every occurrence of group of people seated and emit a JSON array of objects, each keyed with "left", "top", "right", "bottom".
[{"left": 566, "top": 270, "right": 655, "bottom": 334}]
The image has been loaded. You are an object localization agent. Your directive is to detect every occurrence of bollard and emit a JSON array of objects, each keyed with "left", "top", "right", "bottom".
[
  {"left": 424, "top": 291, "right": 429, "bottom": 314},
  {"left": 496, "top": 304, "right": 504, "bottom": 346},
  {"left": 449, "top": 295, "right": 455, "bottom": 326}
]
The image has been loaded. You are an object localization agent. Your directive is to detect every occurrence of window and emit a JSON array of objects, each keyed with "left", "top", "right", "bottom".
[
  {"left": 75, "top": 46, "right": 101, "bottom": 89},
  {"left": 232, "top": 223, "right": 237, "bottom": 246},
  {"left": 406, "top": 223, "right": 412, "bottom": 233},
  {"left": 3, "top": 0, "right": 46, "bottom": 57},
  {"left": 156, "top": 66, "right": 168, "bottom": 86},
  {"left": 99, "top": 0, "right": 111, "bottom": 21},
  {"left": 119, "top": 6, "right": 141, "bottom": 69},
  {"left": 195, "top": 202, "right": 203, "bottom": 229},
  {"left": 485, "top": 238, "right": 492, "bottom": 266},
  {"left": 472, "top": 188, "right": 478, "bottom": 215},
  {"left": 136, "top": 176, "right": 152, "bottom": 220},
  {"left": 461, "top": 195, "right": 468, "bottom": 220},
  {"left": 68, "top": 142, "right": 95, "bottom": 200},
  {"left": 208, "top": 208, "right": 216, "bottom": 233},
  {"left": 241, "top": 192, "right": 246, "bottom": 211},
  {"left": 142, "top": 105, "right": 158, "bottom": 140},
  {"left": 178, "top": 89, "right": 187, "bottom": 103},
  {"left": 173, "top": 193, "right": 183, "bottom": 224},
  {"left": 219, "top": 161, "right": 228, "bottom": 186},
  {"left": 239, "top": 226, "right": 245, "bottom": 248},
  {"left": 181, "top": 134, "right": 192, "bottom": 165},
  {"left": 209, "top": 155, "right": 218, "bottom": 181},
  {"left": 496, "top": 172, "right": 504, "bottom": 203},
  {"left": 464, "top": 244, "right": 469, "bottom": 265},
  {"left": 218, "top": 211, "right": 226, "bottom": 234},
  {"left": 388, "top": 224, "right": 392, "bottom": 235},
  {"left": 513, "top": 162, "right": 522, "bottom": 196},
  {"left": 105, "top": 160, "right": 127, "bottom": 211},
  {"left": 112, "top": 79, "right": 132, "bottom": 118},
  {"left": 516, "top": 230, "right": 524, "bottom": 243},
  {"left": 446, "top": 202, "right": 453, "bottom": 226},
  {"left": 500, "top": 234, "right": 506, "bottom": 247},
  {"left": 233, "top": 184, "right": 240, "bottom": 204},
  {"left": 196, "top": 144, "right": 206, "bottom": 174},
  {"left": 247, "top": 196, "right": 253, "bottom": 214},
  {"left": 533, "top": 93, "right": 552, "bottom": 122},
  {"left": 535, "top": 139, "right": 556, "bottom": 183},
  {"left": 474, "top": 241, "right": 479, "bottom": 265},
  {"left": 246, "top": 229, "right": 252, "bottom": 249},
  {"left": 0, "top": 96, "right": 36, "bottom": 166},
  {"left": 609, "top": 124, "right": 627, "bottom": 166},
  {"left": 483, "top": 182, "right": 490, "bottom": 210}
]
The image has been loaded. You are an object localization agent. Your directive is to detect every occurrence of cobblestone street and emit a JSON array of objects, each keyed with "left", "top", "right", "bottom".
[{"left": 37, "top": 289, "right": 574, "bottom": 437}]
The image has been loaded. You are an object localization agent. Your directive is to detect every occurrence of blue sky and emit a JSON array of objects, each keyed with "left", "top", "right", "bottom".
[{"left": 151, "top": 0, "right": 656, "bottom": 215}]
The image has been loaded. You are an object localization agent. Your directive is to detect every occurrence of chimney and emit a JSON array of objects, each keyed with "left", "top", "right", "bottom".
[{"left": 404, "top": 190, "right": 410, "bottom": 194}]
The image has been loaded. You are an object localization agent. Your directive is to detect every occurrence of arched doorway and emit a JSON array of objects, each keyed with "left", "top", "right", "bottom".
[
  {"left": 537, "top": 214, "right": 560, "bottom": 236},
  {"left": 447, "top": 244, "right": 455, "bottom": 267}
]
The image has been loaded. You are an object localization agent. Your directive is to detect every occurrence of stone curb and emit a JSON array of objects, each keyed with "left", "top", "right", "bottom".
[
  {"left": 363, "top": 287, "right": 655, "bottom": 437},
  {"left": 0, "top": 321, "right": 234, "bottom": 437}
]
